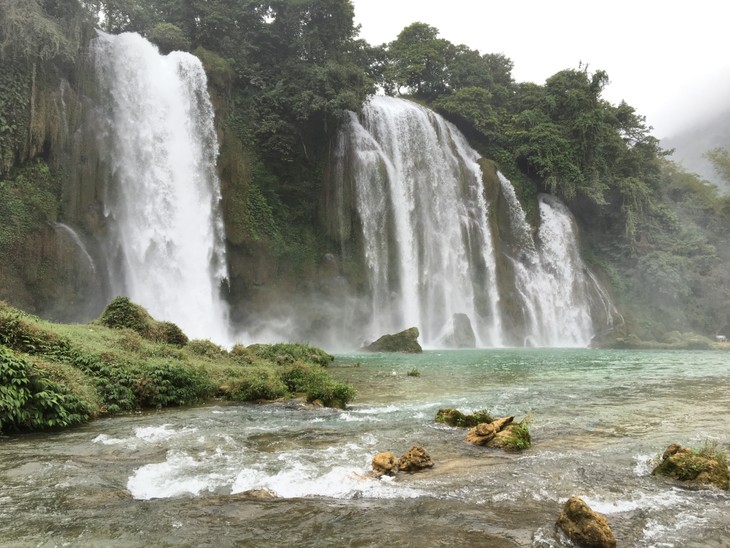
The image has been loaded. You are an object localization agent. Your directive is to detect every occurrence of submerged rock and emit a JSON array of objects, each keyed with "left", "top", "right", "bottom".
[
  {"left": 371, "top": 451, "right": 399, "bottom": 476},
  {"left": 398, "top": 445, "right": 434, "bottom": 472},
  {"left": 652, "top": 443, "right": 729, "bottom": 489},
  {"left": 556, "top": 496, "right": 616, "bottom": 548},
  {"left": 363, "top": 327, "right": 422, "bottom": 353}
]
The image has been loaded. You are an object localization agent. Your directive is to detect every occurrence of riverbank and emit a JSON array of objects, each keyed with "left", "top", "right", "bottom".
[{"left": 0, "top": 299, "right": 354, "bottom": 434}]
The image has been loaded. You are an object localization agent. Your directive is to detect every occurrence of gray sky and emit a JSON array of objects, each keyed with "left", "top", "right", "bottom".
[{"left": 352, "top": 0, "right": 730, "bottom": 138}]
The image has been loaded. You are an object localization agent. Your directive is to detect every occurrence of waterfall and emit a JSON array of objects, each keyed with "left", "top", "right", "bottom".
[
  {"left": 335, "top": 96, "right": 612, "bottom": 348},
  {"left": 93, "top": 32, "right": 230, "bottom": 343},
  {"left": 335, "top": 96, "right": 502, "bottom": 346}
]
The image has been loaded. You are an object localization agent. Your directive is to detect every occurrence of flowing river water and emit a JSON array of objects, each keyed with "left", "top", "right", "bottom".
[{"left": 1, "top": 349, "right": 728, "bottom": 546}]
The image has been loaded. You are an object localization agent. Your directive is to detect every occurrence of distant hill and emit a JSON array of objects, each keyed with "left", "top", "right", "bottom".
[{"left": 662, "top": 109, "right": 730, "bottom": 193}]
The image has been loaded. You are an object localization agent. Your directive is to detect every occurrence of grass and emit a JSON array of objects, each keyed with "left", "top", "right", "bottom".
[{"left": 0, "top": 299, "right": 355, "bottom": 433}]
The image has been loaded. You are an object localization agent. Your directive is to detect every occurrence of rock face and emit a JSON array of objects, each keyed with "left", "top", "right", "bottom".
[
  {"left": 444, "top": 313, "right": 477, "bottom": 348},
  {"left": 363, "top": 327, "right": 422, "bottom": 353},
  {"left": 652, "top": 443, "right": 729, "bottom": 490},
  {"left": 556, "top": 496, "right": 617, "bottom": 548},
  {"left": 371, "top": 451, "right": 399, "bottom": 476},
  {"left": 465, "top": 416, "right": 514, "bottom": 446},
  {"left": 398, "top": 445, "right": 434, "bottom": 472}
]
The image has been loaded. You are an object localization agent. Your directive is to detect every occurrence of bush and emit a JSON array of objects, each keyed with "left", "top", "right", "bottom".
[
  {"left": 134, "top": 362, "right": 215, "bottom": 407},
  {"left": 282, "top": 363, "right": 355, "bottom": 408},
  {"left": 0, "top": 345, "right": 94, "bottom": 432},
  {"left": 247, "top": 343, "right": 334, "bottom": 367},
  {"left": 98, "top": 297, "right": 152, "bottom": 336},
  {"left": 186, "top": 339, "right": 227, "bottom": 359},
  {"left": 150, "top": 321, "right": 188, "bottom": 347}
]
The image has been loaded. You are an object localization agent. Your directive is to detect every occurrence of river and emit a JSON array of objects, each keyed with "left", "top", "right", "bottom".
[{"left": 1, "top": 349, "right": 728, "bottom": 546}]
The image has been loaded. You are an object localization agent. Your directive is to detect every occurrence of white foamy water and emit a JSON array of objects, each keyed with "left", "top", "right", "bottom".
[{"left": 93, "top": 32, "right": 230, "bottom": 344}]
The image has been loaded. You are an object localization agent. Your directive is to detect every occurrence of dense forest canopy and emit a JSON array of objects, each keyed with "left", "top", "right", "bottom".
[{"left": 0, "top": 0, "right": 729, "bottom": 340}]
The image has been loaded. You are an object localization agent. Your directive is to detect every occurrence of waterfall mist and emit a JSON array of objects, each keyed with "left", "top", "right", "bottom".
[{"left": 93, "top": 32, "right": 230, "bottom": 343}]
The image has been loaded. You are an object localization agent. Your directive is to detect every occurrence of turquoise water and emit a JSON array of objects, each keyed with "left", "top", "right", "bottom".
[{"left": 1, "top": 349, "right": 728, "bottom": 546}]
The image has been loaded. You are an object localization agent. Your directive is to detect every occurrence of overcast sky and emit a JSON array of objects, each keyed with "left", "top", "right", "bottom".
[{"left": 351, "top": 0, "right": 730, "bottom": 139}]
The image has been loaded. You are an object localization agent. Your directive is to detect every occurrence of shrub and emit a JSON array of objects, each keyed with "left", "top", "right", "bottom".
[
  {"left": 150, "top": 321, "right": 188, "bottom": 347},
  {"left": 247, "top": 343, "right": 334, "bottom": 367},
  {"left": 282, "top": 363, "right": 355, "bottom": 408},
  {"left": 134, "top": 362, "right": 215, "bottom": 407},
  {"left": 186, "top": 339, "right": 227, "bottom": 359},
  {"left": 98, "top": 297, "right": 152, "bottom": 336},
  {"left": 0, "top": 345, "right": 94, "bottom": 432}
]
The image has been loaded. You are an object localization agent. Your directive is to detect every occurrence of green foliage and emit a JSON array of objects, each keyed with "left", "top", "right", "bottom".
[
  {"left": 406, "top": 368, "right": 420, "bottom": 377},
  {"left": 0, "top": 345, "right": 93, "bottom": 432},
  {"left": 246, "top": 342, "right": 334, "bottom": 367},
  {"left": 281, "top": 363, "right": 354, "bottom": 408},
  {"left": 186, "top": 339, "right": 227, "bottom": 359},
  {"left": 98, "top": 296, "right": 152, "bottom": 335},
  {"left": 135, "top": 362, "right": 215, "bottom": 407},
  {"left": 500, "top": 420, "right": 532, "bottom": 451},
  {"left": 435, "top": 408, "right": 494, "bottom": 428},
  {"left": 0, "top": 159, "right": 60, "bottom": 249},
  {"left": 145, "top": 22, "right": 189, "bottom": 54}
]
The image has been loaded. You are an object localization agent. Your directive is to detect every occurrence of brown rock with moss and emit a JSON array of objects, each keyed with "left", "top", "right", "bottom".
[
  {"left": 435, "top": 408, "right": 493, "bottom": 428},
  {"left": 465, "top": 416, "right": 514, "bottom": 446},
  {"left": 652, "top": 443, "right": 729, "bottom": 490},
  {"left": 487, "top": 421, "right": 532, "bottom": 451},
  {"left": 398, "top": 445, "right": 434, "bottom": 472},
  {"left": 363, "top": 327, "right": 422, "bottom": 353},
  {"left": 371, "top": 451, "right": 399, "bottom": 476},
  {"left": 556, "top": 496, "right": 616, "bottom": 548}
]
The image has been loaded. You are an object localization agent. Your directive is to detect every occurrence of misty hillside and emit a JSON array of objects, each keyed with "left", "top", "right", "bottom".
[{"left": 663, "top": 109, "right": 730, "bottom": 193}]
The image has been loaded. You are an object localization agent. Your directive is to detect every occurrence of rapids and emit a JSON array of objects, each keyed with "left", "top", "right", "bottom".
[{"left": 1, "top": 349, "right": 727, "bottom": 546}]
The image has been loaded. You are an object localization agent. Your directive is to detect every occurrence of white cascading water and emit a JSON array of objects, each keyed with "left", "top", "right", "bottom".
[
  {"left": 336, "top": 96, "right": 503, "bottom": 346},
  {"left": 337, "top": 96, "right": 610, "bottom": 347},
  {"left": 496, "top": 174, "right": 599, "bottom": 346},
  {"left": 94, "top": 32, "right": 230, "bottom": 343}
]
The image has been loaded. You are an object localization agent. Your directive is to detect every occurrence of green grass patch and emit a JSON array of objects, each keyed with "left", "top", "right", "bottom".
[{"left": 0, "top": 299, "right": 355, "bottom": 433}]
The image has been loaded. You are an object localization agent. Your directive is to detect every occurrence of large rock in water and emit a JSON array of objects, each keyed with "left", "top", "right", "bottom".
[
  {"left": 444, "top": 313, "right": 476, "bottom": 348},
  {"left": 364, "top": 327, "right": 422, "bottom": 353},
  {"left": 465, "top": 416, "right": 514, "bottom": 446},
  {"left": 556, "top": 496, "right": 617, "bottom": 547},
  {"left": 398, "top": 445, "right": 434, "bottom": 472},
  {"left": 371, "top": 451, "right": 399, "bottom": 476},
  {"left": 652, "top": 443, "right": 729, "bottom": 489}
]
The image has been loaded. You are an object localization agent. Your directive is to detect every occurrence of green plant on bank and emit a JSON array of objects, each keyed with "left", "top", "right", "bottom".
[{"left": 0, "top": 299, "right": 355, "bottom": 433}]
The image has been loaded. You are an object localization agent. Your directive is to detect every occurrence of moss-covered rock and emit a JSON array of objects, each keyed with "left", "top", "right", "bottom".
[
  {"left": 363, "top": 327, "right": 422, "bottom": 353},
  {"left": 435, "top": 408, "right": 493, "bottom": 428},
  {"left": 652, "top": 443, "right": 729, "bottom": 490},
  {"left": 556, "top": 496, "right": 616, "bottom": 548}
]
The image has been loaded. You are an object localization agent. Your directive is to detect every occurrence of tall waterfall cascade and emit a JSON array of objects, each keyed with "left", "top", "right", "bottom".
[
  {"left": 93, "top": 32, "right": 230, "bottom": 343},
  {"left": 334, "top": 96, "right": 613, "bottom": 348}
]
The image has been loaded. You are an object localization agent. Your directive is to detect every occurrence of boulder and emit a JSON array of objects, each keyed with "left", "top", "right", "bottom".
[
  {"left": 465, "top": 416, "right": 514, "bottom": 446},
  {"left": 363, "top": 327, "right": 422, "bottom": 353},
  {"left": 371, "top": 451, "right": 399, "bottom": 476},
  {"left": 398, "top": 445, "right": 434, "bottom": 472},
  {"left": 487, "top": 422, "right": 532, "bottom": 451},
  {"left": 652, "top": 443, "right": 729, "bottom": 489},
  {"left": 444, "top": 313, "right": 476, "bottom": 348},
  {"left": 435, "top": 408, "right": 493, "bottom": 428},
  {"left": 556, "top": 496, "right": 616, "bottom": 548}
]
